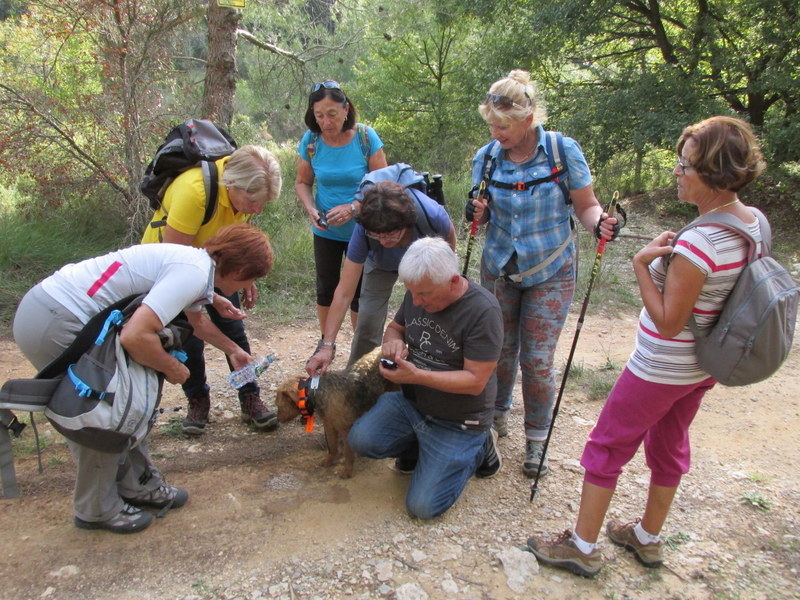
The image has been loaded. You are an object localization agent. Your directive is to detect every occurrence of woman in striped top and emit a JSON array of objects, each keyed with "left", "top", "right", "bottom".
[{"left": 527, "top": 116, "right": 767, "bottom": 578}]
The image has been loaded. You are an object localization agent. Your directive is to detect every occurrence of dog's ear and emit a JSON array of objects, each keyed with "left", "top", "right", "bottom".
[{"left": 275, "top": 388, "right": 302, "bottom": 422}]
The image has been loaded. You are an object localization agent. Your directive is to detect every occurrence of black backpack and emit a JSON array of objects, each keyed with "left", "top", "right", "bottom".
[{"left": 141, "top": 119, "right": 237, "bottom": 227}]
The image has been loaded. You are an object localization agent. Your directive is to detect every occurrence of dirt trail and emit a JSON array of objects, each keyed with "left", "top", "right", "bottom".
[{"left": 1, "top": 317, "right": 799, "bottom": 600}]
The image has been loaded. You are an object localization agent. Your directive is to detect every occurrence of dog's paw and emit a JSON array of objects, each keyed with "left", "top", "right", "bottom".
[
  {"left": 337, "top": 467, "right": 354, "bottom": 479},
  {"left": 320, "top": 454, "right": 337, "bottom": 468}
]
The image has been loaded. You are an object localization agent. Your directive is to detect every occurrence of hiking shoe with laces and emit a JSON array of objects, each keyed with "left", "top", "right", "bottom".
[
  {"left": 74, "top": 503, "right": 153, "bottom": 534},
  {"left": 240, "top": 393, "right": 279, "bottom": 431},
  {"left": 182, "top": 392, "right": 210, "bottom": 435},
  {"left": 606, "top": 519, "right": 664, "bottom": 567},
  {"left": 522, "top": 439, "right": 549, "bottom": 478},
  {"left": 492, "top": 410, "right": 509, "bottom": 438},
  {"left": 123, "top": 485, "right": 189, "bottom": 511},
  {"left": 476, "top": 428, "right": 503, "bottom": 479},
  {"left": 527, "top": 530, "right": 602, "bottom": 578}
]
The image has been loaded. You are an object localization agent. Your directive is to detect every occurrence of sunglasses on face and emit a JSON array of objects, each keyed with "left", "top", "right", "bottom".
[
  {"left": 483, "top": 92, "right": 531, "bottom": 110},
  {"left": 312, "top": 80, "right": 341, "bottom": 92}
]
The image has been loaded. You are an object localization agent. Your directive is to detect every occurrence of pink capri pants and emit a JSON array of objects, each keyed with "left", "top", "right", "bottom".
[{"left": 581, "top": 367, "right": 716, "bottom": 489}]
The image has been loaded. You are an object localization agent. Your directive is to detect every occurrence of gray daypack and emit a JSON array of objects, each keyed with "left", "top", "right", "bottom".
[
  {"left": 1, "top": 295, "right": 189, "bottom": 497},
  {"left": 671, "top": 208, "right": 799, "bottom": 386}
]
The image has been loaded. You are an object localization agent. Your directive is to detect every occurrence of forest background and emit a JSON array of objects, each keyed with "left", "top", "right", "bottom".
[{"left": 0, "top": 0, "right": 799, "bottom": 330}]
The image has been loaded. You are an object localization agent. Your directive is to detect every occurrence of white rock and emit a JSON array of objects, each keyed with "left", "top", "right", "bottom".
[
  {"left": 395, "top": 582, "right": 429, "bottom": 600},
  {"left": 48, "top": 565, "right": 79, "bottom": 578},
  {"left": 497, "top": 546, "right": 539, "bottom": 592}
]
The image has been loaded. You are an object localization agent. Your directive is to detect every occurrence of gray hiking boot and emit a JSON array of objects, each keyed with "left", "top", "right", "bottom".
[
  {"left": 123, "top": 484, "right": 189, "bottom": 511},
  {"left": 240, "top": 393, "right": 279, "bottom": 431},
  {"left": 182, "top": 392, "right": 210, "bottom": 435},
  {"left": 74, "top": 502, "right": 153, "bottom": 534},
  {"left": 522, "top": 439, "right": 549, "bottom": 478},
  {"left": 606, "top": 519, "right": 664, "bottom": 567},
  {"left": 527, "top": 529, "right": 603, "bottom": 578},
  {"left": 492, "top": 410, "right": 509, "bottom": 438}
]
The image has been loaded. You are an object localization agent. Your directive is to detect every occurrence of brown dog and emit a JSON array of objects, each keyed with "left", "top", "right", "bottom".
[{"left": 275, "top": 347, "right": 398, "bottom": 478}]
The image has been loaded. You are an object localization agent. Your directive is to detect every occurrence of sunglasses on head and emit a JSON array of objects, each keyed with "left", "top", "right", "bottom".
[
  {"left": 483, "top": 92, "right": 531, "bottom": 110},
  {"left": 312, "top": 80, "right": 341, "bottom": 92}
]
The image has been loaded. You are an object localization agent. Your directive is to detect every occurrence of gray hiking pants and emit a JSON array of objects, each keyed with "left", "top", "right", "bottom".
[
  {"left": 347, "top": 262, "right": 398, "bottom": 366},
  {"left": 13, "top": 284, "right": 166, "bottom": 521}
]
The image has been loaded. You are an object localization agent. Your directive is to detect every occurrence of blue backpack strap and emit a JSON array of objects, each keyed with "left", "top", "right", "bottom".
[
  {"left": 481, "top": 140, "right": 499, "bottom": 185},
  {"left": 356, "top": 123, "right": 371, "bottom": 164},
  {"left": 544, "top": 131, "right": 571, "bottom": 205},
  {"left": 408, "top": 189, "right": 435, "bottom": 237},
  {"left": 306, "top": 132, "right": 319, "bottom": 161}
]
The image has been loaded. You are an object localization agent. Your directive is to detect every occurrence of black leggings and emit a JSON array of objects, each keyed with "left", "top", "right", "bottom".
[{"left": 313, "top": 234, "right": 361, "bottom": 311}]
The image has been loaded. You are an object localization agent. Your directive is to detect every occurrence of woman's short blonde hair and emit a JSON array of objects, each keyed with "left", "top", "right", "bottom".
[
  {"left": 221, "top": 145, "right": 282, "bottom": 206},
  {"left": 478, "top": 69, "right": 548, "bottom": 126},
  {"left": 677, "top": 116, "right": 766, "bottom": 192}
]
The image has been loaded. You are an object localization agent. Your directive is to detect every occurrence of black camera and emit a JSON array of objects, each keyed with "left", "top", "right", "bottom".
[
  {"left": 380, "top": 358, "right": 398, "bottom": 370},
  {"left": 317, "top": 209, "right": 328, "bottom": 230}
]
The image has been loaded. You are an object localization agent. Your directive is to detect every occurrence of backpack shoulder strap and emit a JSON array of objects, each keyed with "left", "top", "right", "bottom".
[
  {"left": 409, "top": 188, "right": 436, "bottom": 237},
  {"left": 481, "top": 140, "right": 500, "bottom": 184},
  {"left": 200, "top": 160, "right": 219, "bottom": 226},
  {"left": 674, "top": 210, "right": 765, "bottom": 263},
  {"left": 306, "top": 131, "right": 319, "bottom": 161},
  {"left": 356, "top": 123, "right": 371, "bottom": 163},
  {"left": 35, "top": 294, "right": 142, "bottom": 380},
  {"left": 544, "top": 131, "right": 571, "bottom": 205}
]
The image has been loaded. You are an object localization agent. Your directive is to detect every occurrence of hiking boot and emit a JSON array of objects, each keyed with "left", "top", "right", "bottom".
[
  {"left": 123, "top": 485, "right": 189, "bottom": 511},
  {"left": 74, "top": 503, "right": 153, "bottom": 534},
  {"left": 522, "top": 439, "right": 549, "bottom": 478},
  {"left": 240, "top": 393, "right": 279, "bottom": 431},
  {"left": 527, "top": 530, "right": 603, "bottom": 578},
  {"left": 182, "top": 392, "right": 210, "bottom": 435},
  {"left": 606, "top": 519, "right": 664, "bottom": 568},
  {"left": 492, "top": 411, "right": 509, "bottom": 438},
  {"left": 391, "top": 457, "right": 417, "bottom": 474},
  {"left": 476, "top": 428, "right": 503, "bottom": 479}
]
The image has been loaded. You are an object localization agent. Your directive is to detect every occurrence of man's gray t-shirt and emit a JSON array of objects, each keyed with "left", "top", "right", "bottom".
[{"left": 394, "top": 281, "right": 502, "bottom": 429}]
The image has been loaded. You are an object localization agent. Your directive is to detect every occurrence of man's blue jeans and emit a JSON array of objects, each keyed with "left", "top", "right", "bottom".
[{"left": 348, "top": 392, "right": 489, "bottom": 520}]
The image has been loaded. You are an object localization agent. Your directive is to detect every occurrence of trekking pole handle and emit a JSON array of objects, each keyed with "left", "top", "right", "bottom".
[{"left": 462, "top": 181, "right": 488, "bottom": 278}]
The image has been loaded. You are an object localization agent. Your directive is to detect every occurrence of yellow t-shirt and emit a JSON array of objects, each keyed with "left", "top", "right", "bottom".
[{"left": 141, "top": 156, "right": 250, "bottom": 247}]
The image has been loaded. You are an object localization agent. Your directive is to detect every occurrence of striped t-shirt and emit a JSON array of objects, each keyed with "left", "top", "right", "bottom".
[{"left": 627, "top": 219, "right": 761, "bottom": 384}]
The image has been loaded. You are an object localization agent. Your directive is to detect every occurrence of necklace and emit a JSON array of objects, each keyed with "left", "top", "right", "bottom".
[
  {"left": 506, "top": 146, "right": 535, "bottom": 164},
  {"left": 705, "top": 199, "right": 740, "bottom": 215}
]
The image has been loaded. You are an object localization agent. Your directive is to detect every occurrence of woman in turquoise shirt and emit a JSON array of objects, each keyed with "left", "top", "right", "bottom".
[{"left": 295, "top": 81, "right": 388, "bottom": 338}]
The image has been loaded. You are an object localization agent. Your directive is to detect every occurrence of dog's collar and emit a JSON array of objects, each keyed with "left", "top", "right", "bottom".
[{"left": 295, "top": 376, "right": 320, "bottom": 432}]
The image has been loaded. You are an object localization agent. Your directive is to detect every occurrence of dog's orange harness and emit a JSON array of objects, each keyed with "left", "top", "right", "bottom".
[{"left": 295, "top": 376, "right": 320, "bottom": 433}]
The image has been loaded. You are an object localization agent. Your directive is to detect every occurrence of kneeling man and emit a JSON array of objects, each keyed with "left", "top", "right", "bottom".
[{"left": 348, "top": 237, "right": 503, "bottom": 519}]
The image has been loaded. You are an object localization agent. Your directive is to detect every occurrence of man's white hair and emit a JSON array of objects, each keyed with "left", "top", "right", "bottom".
[{"left": 398, "top": 237, "right": 459, "bottom": 286}]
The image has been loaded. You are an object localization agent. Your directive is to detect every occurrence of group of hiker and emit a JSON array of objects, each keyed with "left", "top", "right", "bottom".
[{"left": 5, "top": 68, "right": 779, "bottom": 581}]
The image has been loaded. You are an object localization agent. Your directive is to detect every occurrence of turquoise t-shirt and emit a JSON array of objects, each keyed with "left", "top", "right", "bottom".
[{"left": 298, "top": 124, "right": 384, "bottom": 242}]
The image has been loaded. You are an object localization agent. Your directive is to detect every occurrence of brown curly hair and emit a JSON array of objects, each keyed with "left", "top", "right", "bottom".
[{"left": 356, "top": 181, "right": 417, "bottom": 233}]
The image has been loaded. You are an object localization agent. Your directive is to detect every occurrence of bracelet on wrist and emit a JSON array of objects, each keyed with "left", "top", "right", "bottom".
[
  {"left": 316, "top": 339, "right": 336, "bottom": 354},
  {"left": 350, "top": 202, "right": 357, "bottom": 216}
]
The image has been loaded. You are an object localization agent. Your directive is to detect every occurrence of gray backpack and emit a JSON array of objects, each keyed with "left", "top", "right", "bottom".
[{"left": 671, "top": 208, "right": 799, "bottom": 386}]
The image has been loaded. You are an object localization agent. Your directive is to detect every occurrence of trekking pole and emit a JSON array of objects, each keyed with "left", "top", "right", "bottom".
[
  {"left": 462, "top": 180, "right": 487, "bottom": 277},
  {"left": 530, "top": 191, "right": 619, "bottom": 502}
]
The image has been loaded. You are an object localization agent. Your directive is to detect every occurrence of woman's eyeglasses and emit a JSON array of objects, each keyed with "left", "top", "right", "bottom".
[
  {"left": 312, "top": 80, "right": 341, "bottom": 92},
  {"left": 483, "top": 92, "right": 531, "bottom": 110},
  {"left": 365, "top": 229, "right": 405, "bottom": 243},
  {"left": 676, "top": 158, "right": 693, "bottom": 175}
]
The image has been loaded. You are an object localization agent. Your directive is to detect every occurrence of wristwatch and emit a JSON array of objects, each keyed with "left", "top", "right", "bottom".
[
  {"left": 350, "top": 202, "right": 357, "bottom": 216},
  {"left": 317, "top": 339, "right": 336, "bottom": 353}
]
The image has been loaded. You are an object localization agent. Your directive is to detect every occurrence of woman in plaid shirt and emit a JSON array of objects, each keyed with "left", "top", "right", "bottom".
[{"left": 468, "top": 69, "right": 617, "bottom": 478}]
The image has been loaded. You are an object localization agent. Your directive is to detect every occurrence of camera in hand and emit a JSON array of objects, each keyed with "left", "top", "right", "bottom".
[
  {"left": 317, "top": 209, "right": 329, "bottom": 229},
  {"left": 380, "top": 358, "right": 398, "bottom": 369}
]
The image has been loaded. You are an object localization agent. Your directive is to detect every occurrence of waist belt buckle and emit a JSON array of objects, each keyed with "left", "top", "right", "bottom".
[{"left": 514, "top": 181, "right": 525, "bottom": 191}]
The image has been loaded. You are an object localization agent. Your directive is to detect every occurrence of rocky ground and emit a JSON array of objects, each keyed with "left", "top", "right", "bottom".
[{"left": 1, "top": 311, "right": 798, "bottom": 600}]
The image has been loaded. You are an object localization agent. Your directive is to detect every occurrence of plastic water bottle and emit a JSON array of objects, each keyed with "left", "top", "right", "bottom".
[{"left": 228, "top": 355, "right": 275, "bottom": 389}]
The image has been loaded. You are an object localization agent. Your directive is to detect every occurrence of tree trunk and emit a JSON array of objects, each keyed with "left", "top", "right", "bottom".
[{"left": 203, "top": 1, "right": 239, "bottom": 128}]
